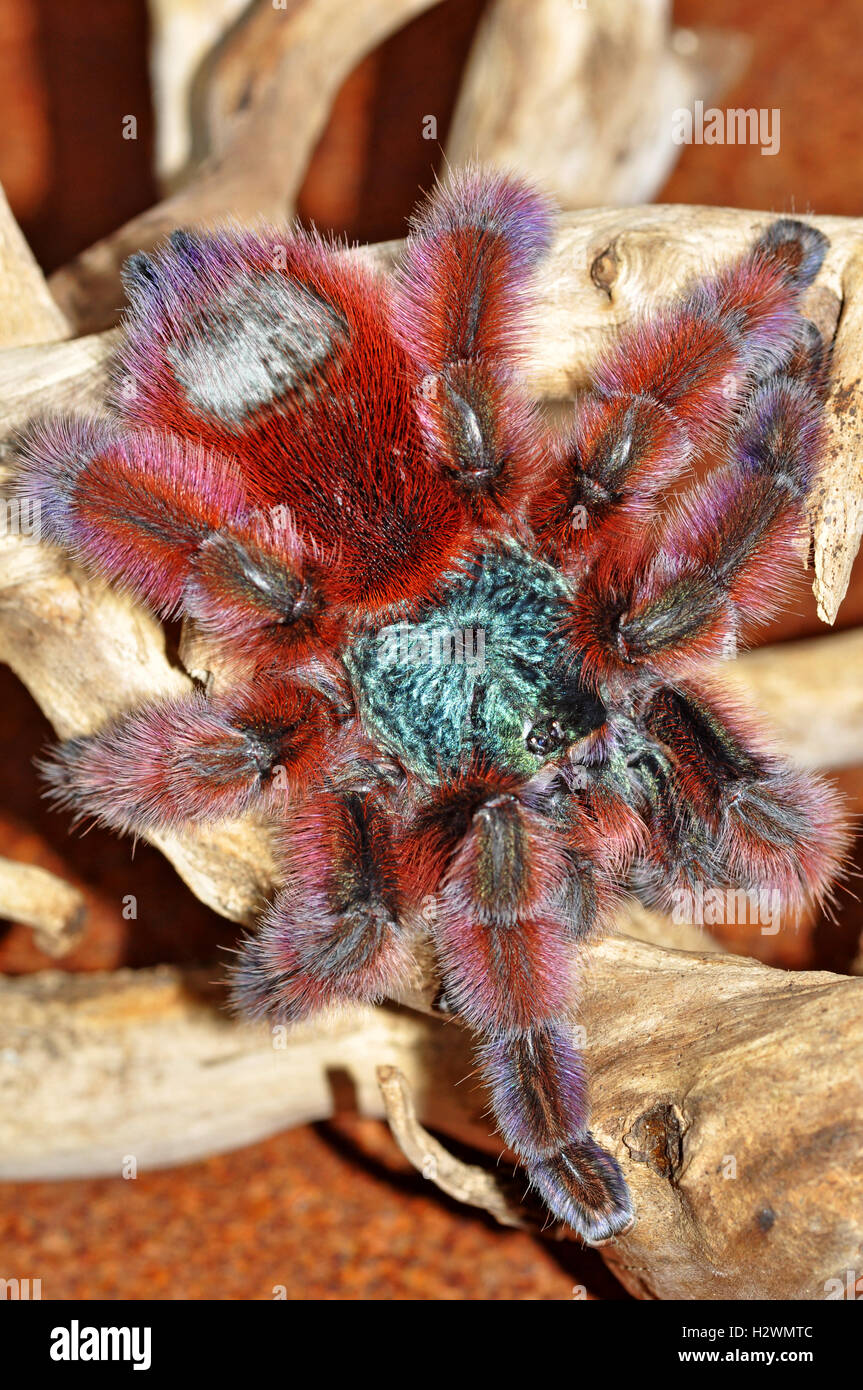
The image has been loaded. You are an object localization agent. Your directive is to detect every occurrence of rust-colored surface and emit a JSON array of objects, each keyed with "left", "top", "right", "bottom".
[
  {"left": 0, "top": 0, "right": 861, "bottom": 1300},
  {"left": 0, "top": 1117, "right": 623, "bottom": 1300},
  {"left": 664, "top": 0, "right": 863, "bottom": 219}
]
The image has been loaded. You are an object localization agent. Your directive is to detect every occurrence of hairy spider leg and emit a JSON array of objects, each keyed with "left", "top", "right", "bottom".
[
  {"left": 391, "top": 166, "right": 554, "bottom": 520},
  {"left": 40, "top": 676, "right": 332, "bottom": 833},
  {"left": 414, "top": 776, "right": 634, "bottom": 1243},
  {"left": 570, "top": 307, "right": 829, "bottom": 692},
  {"left": 633, "top": 681, "right": 847, "bottom": 913},
  {"left": 532, "top": 218, "right": 829, "bottom": 570},
  {"left": 15, "top": 418, "right": 342, "bottom": 675},
  {"left": 230, "top": 790, "right": 412, "bottom": 1021}
]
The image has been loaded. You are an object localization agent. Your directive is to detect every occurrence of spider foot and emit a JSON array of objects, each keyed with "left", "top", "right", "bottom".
[
  {"left": 229, "top": 791, "right": 411, "bottom": 1023},
  {"left": 527, "top": 1135, "right": 635, "bottom": 1245},
  {"left": 40, "top": 678, "right": 330, "bottom": 833}
]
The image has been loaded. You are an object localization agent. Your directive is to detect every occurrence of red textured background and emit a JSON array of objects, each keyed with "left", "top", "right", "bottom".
[{"left": 0, "top": 0, "right": 861, "bottom": 1300}]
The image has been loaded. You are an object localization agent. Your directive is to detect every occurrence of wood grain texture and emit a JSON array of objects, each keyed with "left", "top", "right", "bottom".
[
  {"left": 446, "top": 0, "right": 748, "bottom": 209},
  {"left": 48, "top": 0, "right": 444, "bottom": 334},
  {"left": 811, "top": 244, "right": 863, "bottom": 622},
  {"left": 1, "top": 937, "right": 860, "bottom": 1300}
]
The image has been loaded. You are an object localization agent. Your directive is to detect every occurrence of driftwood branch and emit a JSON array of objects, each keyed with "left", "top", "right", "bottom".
[
  {"left": 72, "top": 0, "right": 746, "bottom": 332},
  {"left": 810, "top": 242, "right": 863, "bottom": 623},
  {"left": 0, "top": 858, "right": 86, "bottom": 957},
  {"left": 148, "top": 0, "right": 252, "bottom": 183},
  {"left": 1, "top": 938, "right": 860, "bottom": 1300},
  {"left": 49, "top": 0, "right": 444, "bottom": 334},
  {"left": 446, "top": 0, "right": 748, "bottom": 209},
  {"left": 0, "top": 183, "right": 69, "bottom": 346}
]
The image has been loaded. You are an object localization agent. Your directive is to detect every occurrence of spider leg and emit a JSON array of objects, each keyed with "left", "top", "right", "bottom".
[
  {"left": 229, "top": 791, "right": 411, "bottom": 1023},
  {"left": 15, "top": 418, "right": 342, "bottom": 668},
  {"left": 560, "top": 750, "right": 650, "bottom": 884},
  {"left": 40, "top": 676, "right": 333, "bottom": 834},
  {"left": 411, "top": 773, "right": 633, "bottom": 1242},
  {"left": 114, "top": 227, "right": 471, "bottom": 612},
  {"left": 16, "top": 417, "right": 246, "bottom": 616},
  {"left": 632, "top": 681, "right": 847, "bottom": 913},
  {"left": 184, "top": 510, "right": 345, "bottom": 669},
  {"left": 391, "top": 166, "right": 554, "bottom": 519},
  {"left": 571, "top": 317, "right": 828, "bottom": 692},
  {"left": 532, "top": 218, "right": 828, "bottom": 568}
]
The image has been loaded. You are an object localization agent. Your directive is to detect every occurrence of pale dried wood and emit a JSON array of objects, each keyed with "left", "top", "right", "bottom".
[
  {"left": 0, "top": 331, "right": 118, "bottom": 448},
  {"left": 148, "top": 0, "right": 251, "bottom": 182},
  {"left": 1, "top": 937, "right": 860, "bottom": 1300},
  {"left": 446, "top": 0, "right": 748, "bottom": 208},
  {"left": 0, "top": 857, "right": 87, "bottom": 957},
  {"left": 0, "top": 184, "right": 69, "bottom": 347},
  {"left": 811, "top": 244, "right": 863, "bottom": 623},
  {"left": 61, "top": 0, "right": 749, "bottom": 331},
  {"left": 723, "top": 627, "right": 863, "bottom": 770},
  {"left": 49, "top": 0, "right": 444, "bottom": 334}
]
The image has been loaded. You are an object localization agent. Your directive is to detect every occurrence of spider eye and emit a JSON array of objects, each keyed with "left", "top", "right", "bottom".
[{"left": 525, "top": 719, "right": 565, "bottom": 756}]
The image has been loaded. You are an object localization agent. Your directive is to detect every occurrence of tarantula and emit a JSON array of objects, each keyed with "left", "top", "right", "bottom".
[{"left": 17, "top": 169, "right": 845, "bottom": 1244}]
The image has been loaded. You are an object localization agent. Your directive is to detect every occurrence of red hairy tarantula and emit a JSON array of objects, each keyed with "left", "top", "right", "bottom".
[{"left": 16, "top": 169, "right": 846, "bottom": 1243}]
